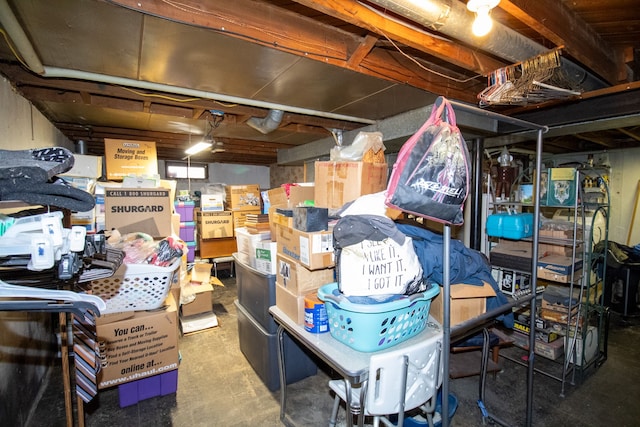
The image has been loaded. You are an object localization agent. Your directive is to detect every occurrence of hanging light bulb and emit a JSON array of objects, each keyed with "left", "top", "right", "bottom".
[{"left": 467, "top": 0, "right": 500, "bottom": 37}]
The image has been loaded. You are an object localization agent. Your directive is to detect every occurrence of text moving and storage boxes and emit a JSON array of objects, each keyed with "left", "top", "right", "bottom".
[
  {"left": 430, "top": 282, "right": 496, "bottom": 327},
  {"left": 96, "top": 294, "right": 179, "bottom": 389},
  {"left": 104, "top": 139, "right": 158, "bottom": 180},
  {"left": 197, "top": 210, "right": 234, "bottom": 239},
  {"left": 314, "top": 161, "right": 388, "bottom": 209},
  {"left": 104, "top": 188, "right": 172, "bottom": 238}
]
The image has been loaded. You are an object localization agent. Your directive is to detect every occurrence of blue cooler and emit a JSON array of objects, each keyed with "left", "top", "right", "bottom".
[{"left": 486, "top": 212, "right": 533, "bottom": 240}]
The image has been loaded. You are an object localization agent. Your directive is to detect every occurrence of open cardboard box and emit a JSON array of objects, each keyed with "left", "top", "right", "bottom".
[{"left": 430, "top": 282, "right": 496, "bottom": 327}]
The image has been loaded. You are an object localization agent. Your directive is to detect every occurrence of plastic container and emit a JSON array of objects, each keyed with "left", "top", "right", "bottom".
[
  {"left": 235, "top": 254, "right": 278, "bottom": 333},
  {"left": 317, "top": 282, "right": 440, "bottom": 352},
  {"left": 179, "top": 221, "right": 196, "bottom": 242},
  {"left": 90, "top": 258, "right": 181, "bottom": 314},
  {"left": 174, "top": 201, "right": 195, "bottom": 222},
  {"left": 486, "top": 212, "right": 533, "bottom": 240},
  {"left": 118, "top": 369, "right": 178, "bottom": 408},
  {"left": 235, "top": 300, "right": 317, "bottom": 391}
]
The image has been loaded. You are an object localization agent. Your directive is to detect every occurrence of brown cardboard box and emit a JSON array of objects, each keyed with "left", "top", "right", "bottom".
[
  {"left": 267, "top": 185, "right": 315, "bottom": 239},
  {"left": 276, "top": 224, "right": 334, "bottom": 270},
  {"left": 225, "top": 184, "right": 261, "bottom": 211},
  {"left": 96, "top": 294, "right": 179, "bottom": 389},
  {"left": 276, "top": 253, "right": 335, "bottom": 295},
  {"left": 181, "top": 282, "right": 214, "bottom": 317},
  {"left": 430, "top": 282, "right": 496, "bottom": 327},
  {"left": 233, "top": 208, "right": 262, "bottom": 230},
  {"left": 196, "top": 210, "right": 234, "bottom": 239},
  {"left": 314, "top": 161, "right": 388, "bottom": 209},
  {"left": 198, "top": 236, "right": 237, "bottom": 258},
  {"left": 276, "top": 281, "right": 306, "bottom": 325},
  {"left": 104, "top": 188, "right": 172, "bottom": 238}
]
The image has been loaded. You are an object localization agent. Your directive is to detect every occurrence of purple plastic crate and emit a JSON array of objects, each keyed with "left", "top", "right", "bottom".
[
  {"left": 118, "top": 369, "right": 178, "bottom": 407},
  {"left": 186, "top": 242, "right": 196, "bottom": 262},
  {"left": 174, "top": 201, "right": 195, "bottom": 222},
  {"left": 179, "top": 222, "right": 196, "bottom": 242}
]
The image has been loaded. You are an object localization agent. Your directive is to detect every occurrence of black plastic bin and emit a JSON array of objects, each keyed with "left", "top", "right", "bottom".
[{"left": 235, "top": 300, "right": 317, "bottom": 391}]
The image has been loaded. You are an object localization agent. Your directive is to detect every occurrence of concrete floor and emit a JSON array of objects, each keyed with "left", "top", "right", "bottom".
[{"left": 29, "top": 273, "right": 640, "bottom": 427}]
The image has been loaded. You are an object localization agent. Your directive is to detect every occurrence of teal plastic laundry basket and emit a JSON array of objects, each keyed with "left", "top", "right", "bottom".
[{"left": 317, "top": 283, "right": 440, "bottom": 352}]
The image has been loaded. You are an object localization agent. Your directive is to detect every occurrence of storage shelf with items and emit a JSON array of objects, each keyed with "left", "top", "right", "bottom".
[{"left": 485, "top": 165, "right": 610, "bottom": 395}]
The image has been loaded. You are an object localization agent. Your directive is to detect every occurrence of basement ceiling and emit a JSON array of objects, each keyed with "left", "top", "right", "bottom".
[{"left": 0, "top": 0, "right": 639, "bottom": 166}]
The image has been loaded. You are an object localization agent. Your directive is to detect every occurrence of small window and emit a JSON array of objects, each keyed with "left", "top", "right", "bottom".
[{"left": 165, "top": 161, "right": 208, "bottom": 179}]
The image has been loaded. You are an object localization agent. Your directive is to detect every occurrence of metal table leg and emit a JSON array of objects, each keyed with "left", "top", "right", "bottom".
[{"left": 276, "top": 325, "right": 287, "bottom": 422}]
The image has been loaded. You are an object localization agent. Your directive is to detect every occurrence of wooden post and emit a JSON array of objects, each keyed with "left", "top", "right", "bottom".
[{"left": 626, "top": 180, "right": 640, "bottom": 246}]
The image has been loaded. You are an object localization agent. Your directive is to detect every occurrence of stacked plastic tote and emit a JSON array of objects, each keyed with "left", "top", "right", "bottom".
[{"left": 175, "top": 201, "right": 196, "bottom": 262}]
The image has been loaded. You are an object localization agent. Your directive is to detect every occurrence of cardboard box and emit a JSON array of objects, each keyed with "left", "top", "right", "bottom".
[
  {"left": 509, "top": 330, "right": 564, "bottom": 360},
  {"left": 253, "top": 241, "right": 278, "bottom": 275},
  {"left": 547, "top": 167, "right": 577, "bottom": 206},
  {"left": 200, "top": 194, "right": 225, "bottom": 212},
  {"left": 225, "top": 184, "right": 261, "bottom": 211},
  {"left": 104, "top": 188, "right": 172, "bottom": 238},
  {"left": 235, "top": 227, "right": 271, "bottom": 257},
  {"left": 233, "top": 208, "right": 262, "bottom": 230},
  {"left": 276, "top": 282, "right": 306, "bottom": 325},
  {"left": 104, "top": 139, "right": 158, "bottom": 180},
  {"left": 537, "top": 254, "right": 583, "bottom": 283},
  {"left": 430, "top": 282, "right": 496, "bottom": 327},
  {"left": 96, "top": 294, "right": 179, "bottom": 389},
  {"left": 181, "top": 282, "right": 214, "bottom": 317},
  {"left": 267, "top": 185, "right": 315, "bottom": 239},
  {"left": 198, "top": 236, "right": 237, "bottom": 259},
  {"left": 61, "top": 154, "right": 104, "bottom": 178},
  {"left": 314, "top": 161, "right": 388, "bottom": 209},
  {"left": 276, "top": 253, "right": 335, "bottom": 295},
  {"left": 276, "top": 224, "right": 334, "bottom": 270},
  {"left": 197, "top": 210, "right": 234, "bottom": 239}
]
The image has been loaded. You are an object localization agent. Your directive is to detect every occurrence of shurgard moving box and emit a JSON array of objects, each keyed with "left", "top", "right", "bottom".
[
  {"left": 430, "top": 282, "right": 496, "bottom": 327},
  {"left": 104, "top": 139, "right": 158, "bottom": 180},
  {"left": 314, "top": 161, "right": 388, "bottom": 209},
  {"left": 105, "top": 188, "right": 172, "bottom": 238},
  {"left": 276, "top": 253, "right": 335, "bottom": 295},
  {"left": 226, "top": 184, "right": 262, "bottom": 211},
  {"left": 196, "top": 210, "right": 234, "bottom": 239},
  {"left": 96, "top": 294, "right": 179, "bottom": 389},
  {"left": 276, "top": 224, "right": 334, "bottom": 270}
]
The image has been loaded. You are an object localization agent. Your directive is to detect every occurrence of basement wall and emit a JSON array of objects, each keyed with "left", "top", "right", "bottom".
[{"left": 0, "top": 75, "right": 66, "bottom": 425}]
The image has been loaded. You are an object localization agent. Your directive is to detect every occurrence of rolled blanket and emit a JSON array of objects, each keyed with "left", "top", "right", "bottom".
[
  {"left": 0, "top": 177, "right": 95, "bottom": 212},
  {"left": 0, "top": 147, "right": 75, "bottom": 181}
]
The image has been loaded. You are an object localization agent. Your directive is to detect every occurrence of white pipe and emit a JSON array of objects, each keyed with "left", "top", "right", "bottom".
[
  {"left": 41, "top": 66, "right": 376, "bottom": 125},
  {"left": 0, "top": 0, "right": 44, "bottom": 74}
]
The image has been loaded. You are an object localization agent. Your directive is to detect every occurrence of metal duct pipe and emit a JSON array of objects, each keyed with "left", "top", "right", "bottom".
[
  {"left": 0, "top": 0, "right": 44, "bottom": 74},
  {"left": 246, "top": 109, "right": 285, "bottom": 134},
  {"left": 367, "top": 0, "right": 606, "bottom": 90},
  {"left": 0, "top": 0, "right": 376, "bottom": 125}
]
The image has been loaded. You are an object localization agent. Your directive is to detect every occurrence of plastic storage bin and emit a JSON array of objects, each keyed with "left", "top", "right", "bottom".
[
  {"left": 235, "top": 254, "right": 278, "bottom": 334},
  {"left": 90, "top": 258, "right": 181, "bottom": 314},
  {"left": 174, "top": 201, "right": 195, "bottom": 222},
  {"left": 235, "top": 300, "right": 317, "bottom": 391},
  {"left": 486, "top": 212, "right": 534, "bottom": 240},
  {"left": 118, "top": 369, "right": 178, "bottom": 407},
  {"left": 186, "top": 241, "right": 196, "bottom": 262},
  {"left": 179, "top": 221, "right": 196, "bottom": 242},
  {"left": 317, "top": 282, "right": 440, "bottom": 352}
]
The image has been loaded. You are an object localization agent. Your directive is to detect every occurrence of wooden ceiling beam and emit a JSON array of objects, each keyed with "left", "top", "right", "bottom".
[{"left": 499, "top": 0, "right": 625, "bottom": 84}]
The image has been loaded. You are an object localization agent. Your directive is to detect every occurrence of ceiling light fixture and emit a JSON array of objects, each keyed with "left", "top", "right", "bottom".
[
  {"left": 184, "top": 141, "right": 212, "bottom": 156},
  {"left": 467, "top": 0, "right": 500, "bottom": 37}
]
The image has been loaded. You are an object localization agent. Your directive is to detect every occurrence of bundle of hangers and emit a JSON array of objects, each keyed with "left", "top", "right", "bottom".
[{"left": 478, "top": 48, "right": 582, "bottom": 107}]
